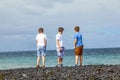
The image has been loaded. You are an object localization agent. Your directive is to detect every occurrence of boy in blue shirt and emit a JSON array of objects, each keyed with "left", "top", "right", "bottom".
[{"left": 73, "top": 26, "right": 83, "bottom": 66}]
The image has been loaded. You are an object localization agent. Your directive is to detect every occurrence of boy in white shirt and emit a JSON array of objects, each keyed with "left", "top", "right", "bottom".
[
  {"left": 56, "top": 27, "right": 64, "bottom": 67},
  {"left": 36, "top": 28, "right": 47, "bottom": 68}
]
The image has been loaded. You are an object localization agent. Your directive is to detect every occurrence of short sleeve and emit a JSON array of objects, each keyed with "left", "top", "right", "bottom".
[
  {"left": 73, "top": 34, "right": 77, "bottom": 39},
  {"left": 44, "top": 34, "right": 47, "bottom": 40},
  {"left": 36, "top": 35, "right": 38, "bottom": 40},
  {"left": 56, "top": 34, "right": 60, "bottom": 40}
]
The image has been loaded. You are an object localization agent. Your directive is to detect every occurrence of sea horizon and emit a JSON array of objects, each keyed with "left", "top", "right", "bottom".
[
  {"left": 0, "top": 47, "right": 120, "bottom": 70},
  {"left": 0, "top": 47, "right": 120, "bottom": 53}
]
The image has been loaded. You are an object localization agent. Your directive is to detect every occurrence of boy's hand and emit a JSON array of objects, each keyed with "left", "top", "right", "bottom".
[
  {"left": 59, "top": 47, "right": 63, "bottom": 52},
  {"left": 74, "top": 46, "right": 76, "bottom": 49}
]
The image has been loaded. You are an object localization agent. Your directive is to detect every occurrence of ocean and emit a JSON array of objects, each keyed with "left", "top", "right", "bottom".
[{"left": 0, "top": 48, "right": 120, "bottom": 70}]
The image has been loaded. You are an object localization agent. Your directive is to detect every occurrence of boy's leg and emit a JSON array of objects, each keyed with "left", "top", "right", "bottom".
[
  {"left": 80, "top": 55, "right": 82, "bottom": 66},
  {"left": 75, "top": 55, "right": 79, "bottom": 65},
  {"left": 57, "top": 57, "right": 63, "bottom": 67},
  {"left": 41, "top": 47, "right": 46, "bottom": 67},
  {"left": 79, "top": 46, "right": 83, "bottom": 66},
  {"left": 36, "top": 49, "right": 40, "bottom": 67},
  {"left": 42, "top": 55, "right": 45, "bottom": 67},
  {"left": 60, "top": 58, "right": 63, "bottom": 63},
  {"left": 75, "top": 47, "right": 79, "bottom": 65},
  {"left": 57, "top": 48, "right": 61, "bottom": 64},
  {"left": 60, "top": 47, "right": 64, "bottom": 65},
  {"left": 58, "top": 58, "right": 63, "bottom": 64},
  {"left": 37, "top": 56, "right": 40, "bottom": 67},
  {"left": 58, "top": 58, "right": 60, "bottom": 64},
  {"left": 57, "top": 47, "right": 64, "bottom": 66},
  {"left": 60, "top": 58, "right": 63, "bottom": 67}
]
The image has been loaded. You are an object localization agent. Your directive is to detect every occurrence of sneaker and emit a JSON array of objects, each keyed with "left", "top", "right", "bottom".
[{"left": 73, "top": 64, "right": 78, "bottom": 67}]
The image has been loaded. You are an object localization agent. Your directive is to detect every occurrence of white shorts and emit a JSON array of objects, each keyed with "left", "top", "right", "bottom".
[{"left": 56, "top": 47, "right": 64, "bottom": 58}]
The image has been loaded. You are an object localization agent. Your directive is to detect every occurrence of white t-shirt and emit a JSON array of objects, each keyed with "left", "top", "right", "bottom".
[
  {"left": 36, "top": 33, "right": 47, "bottom": 46},
  {"left": 56, "top": 33, "right": 63, "bottom": 47}
]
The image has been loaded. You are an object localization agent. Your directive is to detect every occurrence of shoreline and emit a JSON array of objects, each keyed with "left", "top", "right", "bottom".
[{"left": 0, "top": 65, "right": 120, "bottom": 80}]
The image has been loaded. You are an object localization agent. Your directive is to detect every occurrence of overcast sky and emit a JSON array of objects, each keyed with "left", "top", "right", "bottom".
[{"left": 0, "top": 0, "right": 120, "bottom": 52}]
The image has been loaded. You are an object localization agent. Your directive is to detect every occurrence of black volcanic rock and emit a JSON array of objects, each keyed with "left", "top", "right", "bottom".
[{"left": 0, "top": 65, "right": 120, "bottom": 80}]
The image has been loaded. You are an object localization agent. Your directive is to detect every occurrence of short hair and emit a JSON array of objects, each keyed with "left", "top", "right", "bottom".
[
  {"left": 74, "top": 26, "right": 80, "bottom": 32},
  {"left": 58, "top": 27, "right": 64, "bottom": 32},
  {"left": 38, "top": 27, "right": 44, "bottom": 33}
]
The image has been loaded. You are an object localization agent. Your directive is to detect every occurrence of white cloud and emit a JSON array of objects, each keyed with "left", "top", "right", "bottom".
[{"left": 0, "top": 0, "right": 120, "bottom": 51}]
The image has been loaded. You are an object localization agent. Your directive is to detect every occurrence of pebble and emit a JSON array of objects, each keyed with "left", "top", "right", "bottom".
[{"left": 0, "top": 65, "right": 120, "bottom": 80}]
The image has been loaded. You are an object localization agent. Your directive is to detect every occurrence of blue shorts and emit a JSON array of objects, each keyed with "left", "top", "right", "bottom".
[
  {"left": 56, "top": 47, "right": 64, "bottom": 58},
  {"left": 37, "top": 46, "right": 46, "bottom": 56}
]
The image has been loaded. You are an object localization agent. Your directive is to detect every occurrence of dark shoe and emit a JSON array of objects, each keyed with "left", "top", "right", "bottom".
[
  {"left": 61, "top": 64, "right": 63, "bottom": 67},
  {"left": 79, "top": 65, "right": 82, "bottom": 67},
  {"left": 36, "top": 65, "right": 39, "bottom": 69}
]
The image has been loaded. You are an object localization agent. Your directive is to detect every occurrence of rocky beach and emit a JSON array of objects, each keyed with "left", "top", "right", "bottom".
[{"left": 0, "top": 65, "right": 120, "bottom": 80}]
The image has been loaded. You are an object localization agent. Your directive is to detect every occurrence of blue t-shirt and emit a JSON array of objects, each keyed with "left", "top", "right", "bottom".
[{"left": 73, "top": 32, "right": 83, "bottom": 47}]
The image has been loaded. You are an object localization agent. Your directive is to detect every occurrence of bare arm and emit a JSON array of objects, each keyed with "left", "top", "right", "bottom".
[
  {"left": 36, "top": 40, "right": 38, "bottom": 47},
  {"left": 56, "top": 39, "right": 60, "bottom": 48},
  {"left": 44, "top": 38, "right": 47, "bottom": 47},
  {"left": 56, "top": 39, "right": 62, "bottom": 51},
  {"left": 74, "top": 39, "right": 77, "bottom": 48}
]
